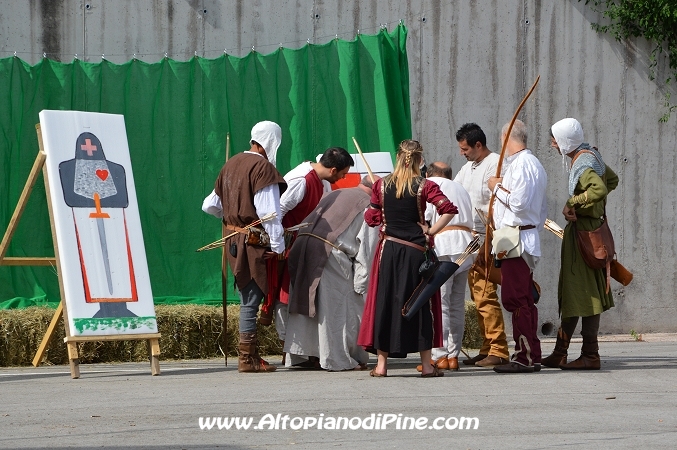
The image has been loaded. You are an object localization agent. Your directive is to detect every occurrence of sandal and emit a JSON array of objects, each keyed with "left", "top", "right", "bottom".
[
  {"left": 353, "top": 363, "right": 370, "bottom": 371},
  {"left": 369, "top": 367, "right": 387, "bottom": 377},
  {"left": 421, "top": 366, "right": 445, "bottom": 378}
]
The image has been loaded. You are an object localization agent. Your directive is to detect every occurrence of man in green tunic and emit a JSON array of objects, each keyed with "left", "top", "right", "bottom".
[{"left": 542, "top": 118, "right": 619, "bottom": 370}]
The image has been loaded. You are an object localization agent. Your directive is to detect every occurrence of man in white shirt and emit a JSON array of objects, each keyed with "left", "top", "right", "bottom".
[
  {"left": 416, "top": 162, "right": 474, "bottom": 372},
  {"left": 488, "top": 120, "right": 548, "bottom": 374},
  {"left": 454, "top": 123, "right": 510, "bottom": 368}
]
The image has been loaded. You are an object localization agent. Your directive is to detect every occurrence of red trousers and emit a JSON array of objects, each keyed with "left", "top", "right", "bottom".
[{"left": 500, "top": 257, "right": 541, "bottom": 366}]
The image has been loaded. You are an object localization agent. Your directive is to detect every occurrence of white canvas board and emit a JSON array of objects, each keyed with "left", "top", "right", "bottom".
[
  {"left": 349, "top": 152, "right": 394, "bottom": 178},
  {"left": 39, "top": 110, "right": 157, "bottom": 336},
  {"left": 324, "top": 152, "right": 394, "bottom": 189}
]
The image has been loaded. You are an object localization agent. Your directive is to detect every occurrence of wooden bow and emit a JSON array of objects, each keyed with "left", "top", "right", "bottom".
[
  {"left": 352, "top": 136, "right": 376, "bottom": 183},
  {"left": 483, "top": 75, "right": 540, "bottom": 273},
  {"left": 222, "top": 132, "right": 230, "bottom": 366}
]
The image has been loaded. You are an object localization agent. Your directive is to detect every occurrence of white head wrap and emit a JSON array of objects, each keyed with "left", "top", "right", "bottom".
[
  {"left": 551, "top": 118, "right": 584, "bottom": 156},
  {"left": 250, "top": 121, "right": 282, "bottom": 167},
  {"left": 551, "top": 118, "right": 584, "bottom": 173}
]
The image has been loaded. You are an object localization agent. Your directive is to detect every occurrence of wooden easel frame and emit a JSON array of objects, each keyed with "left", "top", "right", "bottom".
[{"left": 0, "top": 124, "right": 161, "bottom": 378}]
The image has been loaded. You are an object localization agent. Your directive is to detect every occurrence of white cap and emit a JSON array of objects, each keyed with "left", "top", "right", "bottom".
[
  {"left": 551, "top": 118, "right": 584, "bottom": 155},
  {"left": 250, "top": 121, "right": 282, "bottom": 167}
]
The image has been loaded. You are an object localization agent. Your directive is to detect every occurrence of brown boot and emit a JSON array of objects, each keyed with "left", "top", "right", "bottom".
[
  {"left": 560, "top": 336, "right": 600, "bottom": 370},
  {"left": 542, "top": 327, "right": 570, "bottom": 368},
  {"left": 238, "top": 332, "right": 277, "bottom": 373}
]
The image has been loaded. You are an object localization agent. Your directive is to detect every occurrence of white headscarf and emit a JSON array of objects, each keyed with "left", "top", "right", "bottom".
[
  {"left": 250, "top": 121, "right": 282, "bottom": 167},
  {"left": 551, "top": 118, "right": 584, "bottom": 156},
  {"left": 551, "top": 117, "right": 584, "bottom": 173}
]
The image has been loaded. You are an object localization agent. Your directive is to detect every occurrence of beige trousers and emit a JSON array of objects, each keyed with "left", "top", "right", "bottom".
[{"left": 468, "top": 268, "right": 509, "bottom": 359}]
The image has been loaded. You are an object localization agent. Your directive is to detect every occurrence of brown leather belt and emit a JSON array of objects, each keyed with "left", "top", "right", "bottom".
[
  {"left": 383, "top": 235, "right": 425, "bottom": 252},
  {"left": 440, "top": 225, "right": 472, "bottom": 233},
  {"left": 225, "top": 224, "right": 253, "bottom": 234},
  {"left": 519, "top": 225, "right": 536, "bottom": 230}
]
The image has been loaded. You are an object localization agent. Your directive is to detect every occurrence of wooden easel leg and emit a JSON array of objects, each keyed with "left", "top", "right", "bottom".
[
  {"left": 0, "top": 151, "right": 46, "bottom": 261},
  {"left": 148, "top": 338, "right": 161, "bottom": 375},
  {"left": 32, "top": 301, "right": 63, "bottom": 367},
  {"left": 67, "top": 342, "right": 80, "bottom": 379}
]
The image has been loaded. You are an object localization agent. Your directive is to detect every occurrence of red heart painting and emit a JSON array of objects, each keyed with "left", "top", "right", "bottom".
[{"left": 95, "top": 169, "right": 109, "bottom": 181}]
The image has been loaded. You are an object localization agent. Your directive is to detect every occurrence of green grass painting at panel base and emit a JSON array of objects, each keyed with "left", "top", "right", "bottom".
[{"left": 0, "top": 25, "right": 411, "bottom": 310}]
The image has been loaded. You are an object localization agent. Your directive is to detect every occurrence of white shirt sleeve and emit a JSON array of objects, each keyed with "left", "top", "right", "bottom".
[
  {"left": 494, "top": 162, "right": 537, "bottom": 216},
  {"left": 279, "top": 176, "right": 307, "bottom": 219},
  {"left": 424, "top": 203, "right": 434, "bottom": 223},
  {"left": 253, "top": 184, "right": 285, "bottom": 254},
  {"left": 493, "top": 182, "right": 510, "bottom": 208},
  {"left": 201, "top": 189, "right": 223, "bottom": 218},
  {"left": 354, "top": 220, "right": 377, "bottom": 295}
]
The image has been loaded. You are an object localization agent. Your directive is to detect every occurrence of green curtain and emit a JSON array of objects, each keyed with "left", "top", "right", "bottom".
[{"left": 0, "top": 25, "right": 410, "bottom": 309}]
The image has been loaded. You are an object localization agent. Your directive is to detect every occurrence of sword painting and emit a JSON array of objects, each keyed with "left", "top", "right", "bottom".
[{"left": 59, "top": 132, "right": 137, "bottom": 318}]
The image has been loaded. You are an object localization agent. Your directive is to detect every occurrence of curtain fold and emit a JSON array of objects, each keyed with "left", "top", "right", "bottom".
[{"left": 0, "top": 25, "right": 410, "bottom": 309}]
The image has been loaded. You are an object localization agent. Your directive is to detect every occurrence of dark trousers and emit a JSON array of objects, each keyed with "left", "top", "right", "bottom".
[
  {"left": 500, "top": 257, "right": 541, "bottom": 366},
  {"left": 561, "top": 314, "right": 601, "bottom": 340}
]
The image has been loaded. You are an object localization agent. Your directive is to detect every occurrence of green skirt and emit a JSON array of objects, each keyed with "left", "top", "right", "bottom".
[{"left": 558, "top": 216, "right": 614, "bottom": 318}]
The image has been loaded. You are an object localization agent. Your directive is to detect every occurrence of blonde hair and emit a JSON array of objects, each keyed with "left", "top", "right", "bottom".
[{"left": 384, "top": 139, "right": 424, "bottom": 198}]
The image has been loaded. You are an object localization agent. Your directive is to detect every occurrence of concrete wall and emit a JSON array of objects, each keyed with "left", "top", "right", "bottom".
[{"left": 2, "top": 0, "right": 675, "bottom": 334}]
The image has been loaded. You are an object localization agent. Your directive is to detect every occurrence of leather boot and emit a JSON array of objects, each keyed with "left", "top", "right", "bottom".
[
  {"left": 541, "top": 327, "right": 570, "bottom": 368},
  {"left": 238, "top": 332, "right": 277, "bottom": 373},
  {"left": 560, "top": 336, "right": 600, "bottom": 370}
]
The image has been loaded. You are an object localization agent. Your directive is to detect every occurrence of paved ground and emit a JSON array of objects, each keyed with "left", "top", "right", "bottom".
[{"left": 1, "top": 336, "right": 676, "bottom": 449}]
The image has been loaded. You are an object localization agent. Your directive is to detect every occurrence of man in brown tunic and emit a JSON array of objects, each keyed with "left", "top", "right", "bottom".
[{"left": 214, "top": 121, "right": 287, "bottom": 373}]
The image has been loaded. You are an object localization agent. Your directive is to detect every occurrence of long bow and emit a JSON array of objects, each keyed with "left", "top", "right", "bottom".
[
  {"left": 352, "top": 137, "right": 376, "bottom": 183},
  {"left": 483, "top": 75, "right": 540, "bottom": 270}
]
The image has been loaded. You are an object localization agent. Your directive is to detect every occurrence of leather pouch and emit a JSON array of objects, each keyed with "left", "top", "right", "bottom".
[
  {"left": 575, "top": 219, "right": 614, "bottom": 270},
  {"left": 492, "top": 226, "right": 523, "bottom": 260}
]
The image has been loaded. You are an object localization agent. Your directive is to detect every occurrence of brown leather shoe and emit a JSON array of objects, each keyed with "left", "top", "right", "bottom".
[
  {"left": 541, "top": 350, "right": 567, "bottom": 368},
  {"left": 462, "top": 354, "right": 487, "bottom": 366},
  {"left": 435, "top": 358, "right": 450, "bottom": 370},
  {"left": 476, "top": 355, "right": 509, "bottom": 367},
  {"left": 239, "top": 355, "right": 277, "bottom": 372},
  {"left": 560, "top": 353, "right": 600, "bottom": 370},
  {"left": 238, "top": 332, "right": 277, "bottom": 373},
  {"left": 542, "top": 327, "right": 570, "bottom": 368},
  {"left": 560, "top": 337, "right": 600, "bottom": 370},
  {"left": 292, "top": 356, "right": 322, "bottom": 370},
  {"left": 447, "top": 357, "right": 459, "bottom": 371},
  {"left": 416, "top": 359, "right": 440, "bottom": 372},
  {"left": 493, "top": 362, "right": 535, "bottom": 373}
]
